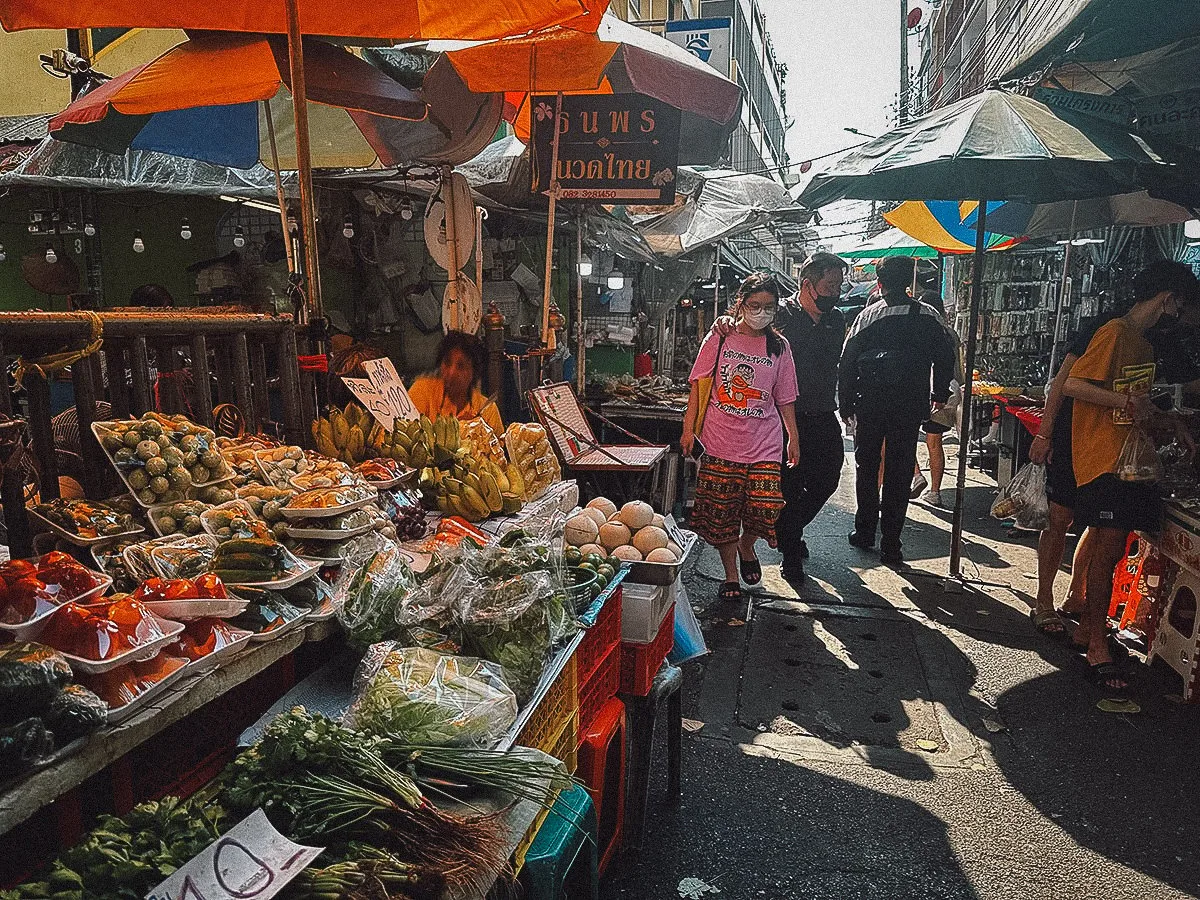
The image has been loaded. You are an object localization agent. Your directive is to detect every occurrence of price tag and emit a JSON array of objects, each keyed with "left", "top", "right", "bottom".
[
  {"left": 146, "top": 810, "right": 323, "bottom": 900},
  {"left": 342, "top": 376, "right": 396, "bottom": 432},
  {"left": 360, "top": 358, "right": 419, "bottom": 424}
]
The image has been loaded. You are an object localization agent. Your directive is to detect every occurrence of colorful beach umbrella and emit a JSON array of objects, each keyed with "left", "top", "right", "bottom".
[
  {"left": 837, "top": 227, "right": 938, "bottom": 259},
  {"left": 49, "top": 33, "right": 427, "bottom": 170},
  {"left": 883, "top": 201, "right": 1024, "bottom": 253}
]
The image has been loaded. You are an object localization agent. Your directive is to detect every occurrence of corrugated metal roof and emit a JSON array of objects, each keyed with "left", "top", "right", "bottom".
[{"left": 0, "top": 115, "right": 50, "bottom": 143}]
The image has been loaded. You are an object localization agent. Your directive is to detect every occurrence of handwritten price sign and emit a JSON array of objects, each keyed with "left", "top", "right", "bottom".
[
  {"left": 146, "top": 810, "right": 323, "bottom": 900},
  {"left": 341, "top": 358, "right": 418, "bottom": 432}
]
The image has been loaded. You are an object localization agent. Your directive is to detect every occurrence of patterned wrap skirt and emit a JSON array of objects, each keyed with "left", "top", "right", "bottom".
[{"left": 691, "top": 456, "right": 784, "bottom": 547}]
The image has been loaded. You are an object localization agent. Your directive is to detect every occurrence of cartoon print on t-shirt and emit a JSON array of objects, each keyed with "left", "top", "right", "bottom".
[{"left": 716, "top": 362, "right": 768, "bottom": 412}]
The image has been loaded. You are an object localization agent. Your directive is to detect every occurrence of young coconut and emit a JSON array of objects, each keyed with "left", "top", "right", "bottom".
[
  {"left": 586, "top": 496, "right": 618, "bottom": 519},
  {"left": 651, "top": 513, "right": 666, "bottom": 529},
  {"left": 581, "top": 507, "right": 608, "bottom": 528},
  {"left": 612, "top": 544, "right": 643, "bottom": 562},
  {"left": 667, "top": 540, "right": 683, "bottom": 558},
  {"left": 599, "top": 520, "right": 632, "bottom": 552},
  {"left": 646, "top": 547, "right": 678, "bottom": 563},
  {"left": 619, "top": 500, "right": 655, "bottom": 531},
  {"left": 565, "top": 513, "right": 599, "bottom": 547},
  {"left": 579, "top": 543, "right": 606, "bottom": 559},
  {"left": 632, "top": 525, "right": 669, "bottom": 556}
]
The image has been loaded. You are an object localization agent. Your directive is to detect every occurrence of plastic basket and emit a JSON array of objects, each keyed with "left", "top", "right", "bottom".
[
  {"left": 579, "top": 642, "right": 620, "bottom": 732},
  {"left": 513, "top": 712, "right": 580, "bottom": 872},
  {"left": 577, "top": 586, "right": 622, "bottom": 685},
  {"left": 577, "top": 697, "right": 626, "bottom": 876},
  {"left": 620, "top": 603, "right": 675, "bottom": 696},
  {"left": 517, "top": 655, "right": 579, "bottom": 754}
]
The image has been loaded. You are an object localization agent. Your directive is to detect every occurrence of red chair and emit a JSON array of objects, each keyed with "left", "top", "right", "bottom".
[{"left": 576, "top": 697, "right": 626, "bottom": 875}]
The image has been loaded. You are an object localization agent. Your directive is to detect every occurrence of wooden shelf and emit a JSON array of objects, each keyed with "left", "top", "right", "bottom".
[{"left": 0, "top": 620, "right": 337, "bottom": 837}]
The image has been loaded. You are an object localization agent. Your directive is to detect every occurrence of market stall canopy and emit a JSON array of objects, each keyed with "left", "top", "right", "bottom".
[
  {"left": 837, "top": 227, "right": 936, "bottom": 259},
  {"left": 979, "top": 191, "right": 1197, "bottom": 238},
  {"left": 49, "top": 33, "right": 426, "bottom": 170},
  {"left": 444, "top": 13, "right": 741, "bottom": 166},
  {"left": 883, "top": 201, "right": 1023, "bottom": 253},
  {"left": 797, "top": 87, "right": 1200, "bottom": 209},
  {"left": 0, "top": 0, "right": 607, "bottom": 40},
  {"left": 634, "top": 166, "right": 801, "bottom": 257}
]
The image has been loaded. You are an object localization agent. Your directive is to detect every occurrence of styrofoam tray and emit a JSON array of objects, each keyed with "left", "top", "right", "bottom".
[
  {"left": 199, "top": 499, "right": 262, "bottom": 540},
  {"left": 0, "top": 571, "right": 113, "bottom": 641},
  {"left": 90, "top": 422, "right": 233, "bottom": 507},
  {"left": 278, "top": 494, "right": 376, "bottom": 520},
  {"left": 244, "top": 606, "right": 310, "bottom": 642},
  {"left": 149, "top": 534, "right": 219, "bottom": 580},
  {"left": 102, "top": 658, "right": 191, "bottom": 725},
  {"left": 28, "top": 507, "right": 145, "bottom": 547},
  {"left": 143, "top": 597, "right": 250, "bottom": 620},
  {"left": 57, "top": 617, "right": 186, "bottom": 675},
  {"left": 177, "top": 627, "right": 254, "bottom": 674},
  {"left": 284, "top": 520, "right": 376, "bottom": 541},
  {"left": 219, "top": 552, "right": 318, "bottom": 589}
]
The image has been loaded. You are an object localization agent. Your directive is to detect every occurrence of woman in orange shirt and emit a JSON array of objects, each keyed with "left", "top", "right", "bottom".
[{"left": 408, "top": 330, "right": 503, "bottom": 435}]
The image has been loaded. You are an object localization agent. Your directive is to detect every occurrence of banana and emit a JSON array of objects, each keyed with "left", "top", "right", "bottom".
[
  {"left": 330, "top": 410, "right": 350, "bottom": 450},
  {"left": 461, "top": 485, "right": 490, "bottom": 520},
  {"left": 347, "top": 425, "right": 365, "bottom": 462},
  {"left": 506, "top": 463, "right": 526, "bottom": 498},
  {"left": 480, "top": 471, "right": 502, "bottom": 512}
]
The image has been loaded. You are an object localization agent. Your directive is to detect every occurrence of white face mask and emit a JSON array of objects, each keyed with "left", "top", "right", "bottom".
[{"left": 743, "top": 309, "right": 775, "bottom": 330}]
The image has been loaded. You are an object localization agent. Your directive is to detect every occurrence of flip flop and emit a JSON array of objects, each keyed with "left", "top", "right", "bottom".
[
  {"left": 1030, "top": 608, "right": 1066, "bottom": 639},
  {"left": 739, "top": 555, "right": 762, "bottom": 585},
  {"left": 1085, "top": 660, "right": 1129, "bottom": 694},
  {"left": 1071, "top": 633, "right": 1129, "bottom": 661},
  {"left": 718, "top": 581, "right": 743, "bottom": 602}
]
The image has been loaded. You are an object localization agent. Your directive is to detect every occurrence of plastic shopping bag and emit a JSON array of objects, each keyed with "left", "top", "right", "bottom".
[
  {"left": 1116, "top": 427, "right": 1163, "bottom": 483},
  {"left": 990, "top": 462, "right": 1047, "bottom": 522},
  {"left": 668, "top": 582, "right": 708, "bottom": 665}
]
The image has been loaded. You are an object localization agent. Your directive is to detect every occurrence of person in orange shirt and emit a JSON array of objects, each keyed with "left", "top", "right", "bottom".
[
  {"left": 1063, "top": 261, "right": 1198, "bottom": 693},
  {"left": 408, "top": 331, "right": 503, "bottom": 435}
]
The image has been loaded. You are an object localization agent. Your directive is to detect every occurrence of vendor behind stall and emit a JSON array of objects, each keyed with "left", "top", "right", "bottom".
[{"left": 408, "top": 330, "right": 503, "bottom": 434}]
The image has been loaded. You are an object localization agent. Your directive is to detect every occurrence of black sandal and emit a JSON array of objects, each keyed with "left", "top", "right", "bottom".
[
  {"left": 1085, "top": 660, "right": 1129, "bottom": 693},
  {"left": 1071, "top": 633, "right": 1129, "bottom": 661},
  {"left": 718, "top": 581, "right": 743, "bottom": 602},
  {"left": 739, "top": 555, "right": 762, "bottom": 585}
]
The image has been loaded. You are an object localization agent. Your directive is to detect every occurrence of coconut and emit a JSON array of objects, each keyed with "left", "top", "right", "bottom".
[
  {"left": 599, "top": 520, "right": 632, "bottom": 552},
  {"left": 632, "top": 525, "right": 669, "bottom": 556},
  {"left": 586, "top": 496, "right": 618, "bottom": 519},
  {"left": 646, "top": 547, "right": 678, "bottom": 563},
  {"left": 619, "top": 500, "right": 655, "bottom": 531},
  {"left": 612, "top": 545, "right": 643, "bottom": 562},
  {"left": 651, "top": 513, "right": 666, "bottom": 529},
  {"left": 667, "top": 541, "right": 683, "bottom": 558},
  {"left": 579, "top": 543, "right": 606, "bottom": 559},
  {"left": 565, "top": 513, "right": 599, "bottom": 547},
  {"left": 581, "top": 507, "right": 608, "bottom": 528}
]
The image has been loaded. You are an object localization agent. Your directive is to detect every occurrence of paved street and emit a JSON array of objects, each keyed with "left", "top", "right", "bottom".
[{"left": 602, "top": 442, "right": 1200, "bottom": 900}]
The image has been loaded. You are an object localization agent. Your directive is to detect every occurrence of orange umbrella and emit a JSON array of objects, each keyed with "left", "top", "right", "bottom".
[{"left": 0, "top": 0, "right": 605, "bottom": 40}]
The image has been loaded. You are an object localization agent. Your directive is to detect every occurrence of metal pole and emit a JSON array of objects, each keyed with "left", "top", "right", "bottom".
[
  {"left": 1048, "top": 200, "right": 1079, "bottom": 377},
  {"left": 284, "top": 0, "right": 321, "bottom": 322},
  {"left": 542, "top": 92, "right": 565, "bottom": 351},
  {"left": 899, "top": 0, "right": 910, "bottom": 125},
  {"left": 442, "top": 164, "right": 460, "bottom": 332},
  {"left": 949, "top": 198, "right": 988, "bottom": 578},
  {"left": 576, "top": 208, "right": 586, "bottom": 392},
  {"left": 263, "top": 100, "right": 297, "bottom": 275}
]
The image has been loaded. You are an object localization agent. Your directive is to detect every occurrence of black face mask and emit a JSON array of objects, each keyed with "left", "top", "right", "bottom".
[{"left": 815, "top": 293, "right": 839, "bottom": 313}]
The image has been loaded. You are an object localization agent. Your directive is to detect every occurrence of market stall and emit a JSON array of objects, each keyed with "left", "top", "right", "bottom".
[{"left": 0, "top": 384, "right": 696, "bottom": 896}]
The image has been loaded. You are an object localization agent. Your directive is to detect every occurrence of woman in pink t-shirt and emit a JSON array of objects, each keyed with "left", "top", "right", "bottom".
[{"left": 682, "top": 272, "right": 800, "bottom": 603}]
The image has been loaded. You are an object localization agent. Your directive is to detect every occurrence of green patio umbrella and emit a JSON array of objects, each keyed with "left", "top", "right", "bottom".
[
  {"left": 797, "top": 85, "right": 1200, "bottom": 579},
  {"left": 837, "top": 228, "right": 937, "bottom": 259}
]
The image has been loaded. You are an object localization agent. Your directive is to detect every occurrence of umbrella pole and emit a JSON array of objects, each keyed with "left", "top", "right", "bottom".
[
  {"left": 443, "top": 164, "right": 460, "bottom": 332},
  {"left": 576, "top": 207, "right": 586, "bottom": 393},
  {"left": 1048, "top": 200, "right": 1079, "bottom": 376},
  {"left": 284, "top": 0, "right": 321, "bottom": 322},
  {"left": 263, "top": 100, "right": 297, "bottom": 275},
  {"left": 949, "top": 199, "right": 988, "bottom": 578},
  {"left": 541, "top": 91, "right": 564, "bottom": 350}
]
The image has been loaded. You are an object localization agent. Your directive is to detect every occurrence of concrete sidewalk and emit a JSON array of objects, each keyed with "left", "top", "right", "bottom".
[{"left": 600, "top": 445, "right": 1200, "bottom": 900}]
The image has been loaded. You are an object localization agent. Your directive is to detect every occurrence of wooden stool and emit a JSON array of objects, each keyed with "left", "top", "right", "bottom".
[{"left": 620, "top": 663, "right": 682, "bottom": 852}]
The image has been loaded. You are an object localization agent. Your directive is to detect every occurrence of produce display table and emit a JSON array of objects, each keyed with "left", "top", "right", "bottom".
[{"left": 0, "top": 619, "right": 338, "bottom": 840}]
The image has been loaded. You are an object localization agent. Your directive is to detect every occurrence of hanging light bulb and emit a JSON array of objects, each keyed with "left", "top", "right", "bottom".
[
  {"left": 232, "top": 225, "right": 246, "bottom": 248},
  {"left": 180, "top": 219, "right": 192, "bottom": 240},
  {"left": 607, "top": 271, "right": 625, "bottom": 290},
  {"left": 0, "top": 244, "right": 6, "bottom": 263},
  {"left": 44, "top": 246, "right": 57, "bottom": 264},
  {"left": 287, "top": 211, "right": 298, "bottom": 234},
  {"left": 342, "top": 215, "right": 355, "bottom": 239},
  {"left": 578, "top": 258, "right": 594, "bottom": 277},
  {"left": 132, "top": 231, "right": 145, "bottom": 253},
  {"left": 399, "top": 199, "right": 413, "bottom": 221},
  {"left": 83, "top": 222, "right": 96, "bottom": 237}
]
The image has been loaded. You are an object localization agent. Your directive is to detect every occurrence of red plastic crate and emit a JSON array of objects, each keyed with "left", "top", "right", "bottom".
[
  {"left": 577, "top": 697, "right": 626, "bottom": 877},
  {"left": 579, "top": 641, "right": 620, "bottom": 731},
  {"left": 577, "top": 586, "right": 622, "bottom": 685},
  {"left": 619, "top": 602, "right": 675, "bottom": 696}
]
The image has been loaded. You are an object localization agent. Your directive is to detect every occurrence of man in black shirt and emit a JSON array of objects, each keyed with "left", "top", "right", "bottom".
[
  {"left": 774, "top": 252, "right": 850, "bottom": 582},
  {"left": 839, "top": 256, "right": 956, "bottom": 566}
]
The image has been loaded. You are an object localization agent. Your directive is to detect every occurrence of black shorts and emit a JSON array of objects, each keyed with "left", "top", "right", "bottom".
[
  {"left": 1073, "top": 474, "right": 1162, "bottom": 533},
  {"left": 1045, "top": 442, "right": 1077, "bottom": 508},
  {"left": 922, "top": 420, "right": 951, "bottom": 435}
]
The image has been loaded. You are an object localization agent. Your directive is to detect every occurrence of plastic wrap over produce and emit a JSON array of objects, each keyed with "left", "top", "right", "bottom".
[
  {"left": 334, "top": 532, "right": 428, "bottom": 650},
  {"left": 344, "top": 643, "right": 517, "bottom": 747}
]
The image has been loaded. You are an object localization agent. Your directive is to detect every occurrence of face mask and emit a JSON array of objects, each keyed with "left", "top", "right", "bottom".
[
  {"left": 815, "top": 293, "right": 839, "bottom": 313},
  {"left": 743, "top": 309, "right": 775, "bottom": 330}
]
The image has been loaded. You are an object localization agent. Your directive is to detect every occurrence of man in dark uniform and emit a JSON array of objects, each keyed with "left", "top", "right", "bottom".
[
  {"left": 773, "top": 253, "right": 850, "bottom": 582},
  {"left": 839, "top": 256, "right": 956, "bottom": 566}
]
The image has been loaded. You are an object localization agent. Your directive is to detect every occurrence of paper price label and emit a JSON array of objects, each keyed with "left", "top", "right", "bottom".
[
  {"left": 146, "top": 810, "right": 323, "bottom": 900},
  {"left": 361, "top": 358, "right": 419, "bottom": 424},
  {"left": 342, "top": 376, "right": 396, "bottom": 432}
]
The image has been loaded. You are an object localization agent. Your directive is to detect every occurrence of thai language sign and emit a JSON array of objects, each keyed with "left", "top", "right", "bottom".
[{"left": 531, "top": 94, "right": 681, "bottom": 203}]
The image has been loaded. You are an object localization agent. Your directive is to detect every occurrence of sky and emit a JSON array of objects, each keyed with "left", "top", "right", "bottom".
[{"left": 757, "top": 0, "right": 921, "bottom": 249}]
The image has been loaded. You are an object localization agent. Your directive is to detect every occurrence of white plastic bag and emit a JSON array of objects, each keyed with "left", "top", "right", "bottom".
[
  {"left": 990, "top": 462, "right": 1047, "bottom": 523},
  {"left": 668, "top": 582, "right": 708, "bottom": 664}
]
